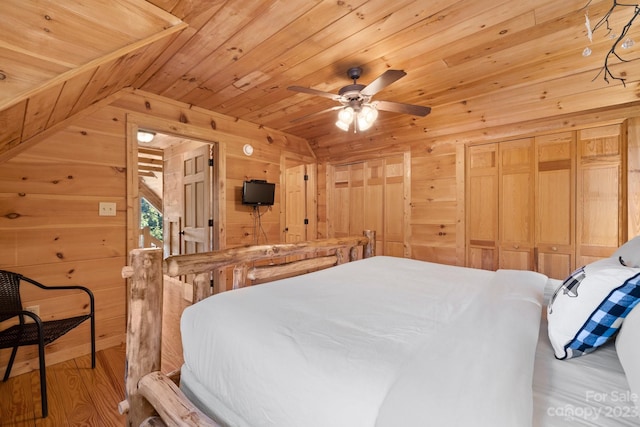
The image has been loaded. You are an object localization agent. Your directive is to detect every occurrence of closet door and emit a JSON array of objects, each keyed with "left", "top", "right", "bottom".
[
  {"left": 466, "top": 144, "right": 498, "bottom": 270},
  {"left": 365, "top": 159, "right": 384, "bottom": 255},
  {"left": 384, "top": 155, "right": 407, "bottom": 257},
  {"left": 535, "top": 132, "right": 575, "bottom": 280},
  {"left": 332, "top": 164, "right": 352, "bottom": 238},
  {"left": 576, "top": 124, "right": 626, "bottom": 266},
  {"left": 499, "top": 138, "right": 534, "bottom": 270},
  {"left": 331, "top": 163, "right": 365, "bottom": 238},
  {"left": 329, "top": 156, "right": 406, "bottom": 256}
]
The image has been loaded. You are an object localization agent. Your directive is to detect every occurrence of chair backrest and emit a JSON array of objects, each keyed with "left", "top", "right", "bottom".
[{"left": 0, "top": 270, "right": 23, "bottom": 322}]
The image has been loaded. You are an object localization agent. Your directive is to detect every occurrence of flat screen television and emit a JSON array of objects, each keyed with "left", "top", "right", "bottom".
[{"left": 242, "top": 180, "right": 275, "bottom": 206}]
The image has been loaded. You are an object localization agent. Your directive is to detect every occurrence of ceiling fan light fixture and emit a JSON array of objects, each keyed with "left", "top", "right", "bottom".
[
  {"left": 335, "top": 118, "right": 350, "bottom": 131},
  {"left": 357, "top": 104, "right": 378, "bottom": 131},
  {"left": 338, "top": 107, "right": 354, "bottom": 122},
  {"left": 336, "top": 107, "right": 354, "bottom": 131}
]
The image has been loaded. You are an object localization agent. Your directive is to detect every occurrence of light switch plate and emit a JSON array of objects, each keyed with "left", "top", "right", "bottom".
[{"left": 99, "top": 202, "right": 117, "bottom": 216}]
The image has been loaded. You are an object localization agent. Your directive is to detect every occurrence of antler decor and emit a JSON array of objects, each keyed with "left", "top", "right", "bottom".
[{"left": 583, "top": 0, "right": 640, "bottom": 85}]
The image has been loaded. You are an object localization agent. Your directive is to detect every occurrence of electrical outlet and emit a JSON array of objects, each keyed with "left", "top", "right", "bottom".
[{"left": 99, "top": 202, "right": 117, "bottom": 216}]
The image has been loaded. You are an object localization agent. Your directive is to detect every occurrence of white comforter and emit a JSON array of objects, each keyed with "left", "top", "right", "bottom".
[{"left": 180, "top": 256, "right": 547, "bottom": 427}]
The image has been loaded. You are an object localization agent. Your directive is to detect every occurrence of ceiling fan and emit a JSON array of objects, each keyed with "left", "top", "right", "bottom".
[{"left": 287, "top": 67, "right": 431, "bottom": 132}]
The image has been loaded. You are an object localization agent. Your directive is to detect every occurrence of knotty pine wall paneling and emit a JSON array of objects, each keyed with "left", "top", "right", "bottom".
[
  {"left": 226, "top": 153, "right": 281, "bottom": 248},
  {"left": 0, "top": 106, "right": 128, "bottom": 377},
  {"left": 0, "top": 88, "right": 315, "bottom": 377}
]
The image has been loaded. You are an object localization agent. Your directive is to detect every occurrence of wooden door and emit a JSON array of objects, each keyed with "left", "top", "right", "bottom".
[
  {"left": 329, "top": 156, "right": 406, "bottom": 256},
  {"left": 535, "top": 132, "right": 575, "bottom": 279},
  {"left": 331, "top": 163, "right": 365, "bottom": 238},
  {"left": 181, "top": 145, "right": 212, "bottom": 255},
  {"left": 332, "top": 164, "right": 351, "bottom": 238},
  {"left": 466, "top": 143, "right": 498, "bottom": 270},
  {"left": 576, "top": 124, "right": 626, "bottom": 266},
  {"left": 349, "top": 163, "right": 365, "bottom": 237},
  {"left": 498, "top": 138, "right": 534, "bottom": 270},
  {"left": 285, "top": 164, "right": 307, "bottom": 244},
  {"left": 365, "top": 159, "right": 384, "bottom": 255},
  {"left": 384, "top": 155, "right": 406, "bottom": 257}
]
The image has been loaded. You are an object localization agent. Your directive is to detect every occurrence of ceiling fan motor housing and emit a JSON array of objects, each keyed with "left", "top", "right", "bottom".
[
  {"left": 338, "top": 84, "right": 366, "bottom": 99},
  {"left": 347, "top": 67, "right": 363, "bottom": 81}
]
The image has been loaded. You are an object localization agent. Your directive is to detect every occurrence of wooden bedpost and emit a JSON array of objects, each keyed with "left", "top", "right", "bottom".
[
  {"left": 364, "top": 230, "right": 376, "bottom": 258},
  {"left": 123, "top": 248, "right": 164, "bottom": 426},
  {"left": 193, "top": 272, "right": 211, "bottom": 303},
  {"left": 233, "top": 264, "right": 248, "bottom": 289}
]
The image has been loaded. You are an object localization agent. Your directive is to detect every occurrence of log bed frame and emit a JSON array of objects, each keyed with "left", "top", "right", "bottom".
[{"left": 119, "top": 230, "right": 375, "bottom": 427}]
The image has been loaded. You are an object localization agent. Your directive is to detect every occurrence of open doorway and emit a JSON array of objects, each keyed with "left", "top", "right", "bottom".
[
  {"left": 134, "top": 129, "right": 218, "bottom": 300},
  {"left": 137, "top": 140, "right": 163, "bottom": 249}
]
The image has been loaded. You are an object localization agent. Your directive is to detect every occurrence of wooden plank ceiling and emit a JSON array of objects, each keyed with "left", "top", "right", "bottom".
[{"left": 2, "top": 0, "right": 640, "bottom": 162}]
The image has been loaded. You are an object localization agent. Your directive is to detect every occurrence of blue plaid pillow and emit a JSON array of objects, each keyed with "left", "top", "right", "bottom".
[{"left": 548, "top": 257, "right": 640, "bottom": 359}]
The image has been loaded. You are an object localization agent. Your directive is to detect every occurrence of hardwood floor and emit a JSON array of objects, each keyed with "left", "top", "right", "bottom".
[{"left": 0, "top": 276, "right": 189, "bottom": 426}]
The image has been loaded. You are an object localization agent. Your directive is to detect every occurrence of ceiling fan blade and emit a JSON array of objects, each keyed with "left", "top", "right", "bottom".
[
  {"left": 374, "top": 100, "right": 431, "bottom": 117},
  {"left": 360, "top": 70, "right": 407, "bottom": 97},
  {"left": 287, "top": 86, "right": 341, "bottom": 101},
  {"left": 290, "top": 105, "right": 343, "bottom": 123}
]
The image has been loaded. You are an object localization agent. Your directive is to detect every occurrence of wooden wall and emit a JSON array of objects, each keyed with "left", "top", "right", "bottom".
[
  {"left": 0, "top": 88, "right": 314, "bottom": 377},
  {"left": 0, "top": 106, "right": 128, "bottom": 377}
]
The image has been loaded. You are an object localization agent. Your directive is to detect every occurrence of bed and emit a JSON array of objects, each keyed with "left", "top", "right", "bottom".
[{"left": 119, "top": 230, "right": 640, "bottom": 427}]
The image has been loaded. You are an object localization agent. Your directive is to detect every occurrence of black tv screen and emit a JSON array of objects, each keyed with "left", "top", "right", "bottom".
[{"left": 242, "top": 180, "right": 275, "bottom": 206}]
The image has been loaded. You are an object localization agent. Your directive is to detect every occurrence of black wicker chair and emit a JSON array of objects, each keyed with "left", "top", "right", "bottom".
[{"left": 0, "top": 270, "right": 95, "bottom": 418}]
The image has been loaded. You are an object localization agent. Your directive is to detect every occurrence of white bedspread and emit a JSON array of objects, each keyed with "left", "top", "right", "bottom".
[{"left": 180, "top": 256, "right": 547, "bottom": 427}]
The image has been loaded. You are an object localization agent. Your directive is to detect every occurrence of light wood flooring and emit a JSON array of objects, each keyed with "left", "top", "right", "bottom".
[{"left": 0, "top": 277, "right": 189, "bottom": 426}]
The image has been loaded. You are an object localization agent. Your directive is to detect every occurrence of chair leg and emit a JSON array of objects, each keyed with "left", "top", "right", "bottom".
[
  {"left": 38, "top": 341, "right": 48, "bottom": 418},
  {"left": 90, "top": 314, "right": 96, "bottom": 369},
  {"left": 2, "top": 346, "right": 18, "bottom": 382},
  {"left": 35, "top": 328, "right": 48, "bottom": 418}
]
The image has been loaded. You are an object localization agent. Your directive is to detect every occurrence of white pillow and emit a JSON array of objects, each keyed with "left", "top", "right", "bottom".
[
  {"left": 613, "top": 235, "right": 640, "bottom": 267},
  {"left": 547, "top": 257, "right": 640, "bottom": 359},
  {"left": 616, "top": 304, "right": 640, "bottom": 411}
]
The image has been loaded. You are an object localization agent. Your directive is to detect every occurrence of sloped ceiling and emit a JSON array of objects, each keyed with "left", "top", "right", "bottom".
[{"left": 2, "top": 0, "right": 640, "bottom": 163}]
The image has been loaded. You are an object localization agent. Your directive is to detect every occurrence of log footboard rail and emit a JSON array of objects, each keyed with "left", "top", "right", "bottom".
[{"left": 119, "top": 230, "right": 375, "bottom": 426}]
